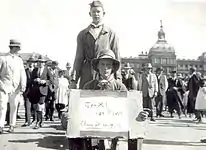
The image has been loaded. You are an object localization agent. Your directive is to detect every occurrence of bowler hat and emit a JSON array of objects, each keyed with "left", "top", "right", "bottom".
[
  {"left": 156, "top": 67, "right": 163, "bottom": 72},
  {"left": 144, "top": 63, "right": 153, "bottom": 69},
  {"left": 170, "top": 69, "right": 177, "bottom": 73},
  {"left": 37, "top": 55, "right": 46, "bottom": 62},
  {"left": 66, "top": 62, "right": 71, "bottom": 68},
  {"left": 52, "top": 61, "right": 58, "bottom": 66},
  {"left": 92, "top": 49, "right": 120, "bottom": 72},
  {"left": 89, "top": 0, "right": 104, "bottom": 8},
  {"left": 27, "top": 56, "right": 37, "bottom": 62},
  {"left": 123, "top": 63, "right": 132, "bottom": 69},
  {"left": 9, "top": 39, "right": 21, "bottom": 48}
]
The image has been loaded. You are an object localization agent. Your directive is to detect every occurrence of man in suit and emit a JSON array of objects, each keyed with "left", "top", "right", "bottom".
[
  {"left": 167, "top": 70, "right": 185, "bottom": 118},
  {"left": 0, "top": 39, "right": 26, "bottom": 133},
  {"left": 139, "top": 63, "right": 158, "bottom": 121},
  {"left": 155, "top": 67, "right": 168, "bottom": 117},
  {"left": 45, "top": 61, "right": 59, "bottom": 121},
  {"left": 30, "top": 55, "right": 53, "bottom": 129},
  {"left": 72, "top": 0, "right": 120, "bottom": 89},
  {"left": 187, "top": 67, "right": 201, "bottom": 119},
  {"left": 22, "top": 56, "right": 37, "bottom": 126}
]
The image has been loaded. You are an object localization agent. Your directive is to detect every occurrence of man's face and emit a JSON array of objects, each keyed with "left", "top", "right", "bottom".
[
  {"left": 171, "top": 72, "right": 176, "bottom": 78},
  {"left": 66, "top": 67, "right": 71, "bottom": 71},
  {"left": 37, "top": 62, "right": 45, "bottom": 68},
  {"left": 156, "top": 70, "right": 162, "bottom": 76},
  {"left": 10, "top": 46, "right": 20, "bottom": 54},
  {"left": 97, "top": 58, "right": 113, "bottom": 79},
  {"left": 90, "top": 6, "right": 104, "bottom": 24},
  {"left": 145, "top": 68, "right": 152, "bottom": 74}
]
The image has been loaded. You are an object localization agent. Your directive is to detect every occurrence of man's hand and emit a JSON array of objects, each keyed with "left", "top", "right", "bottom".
[
  {"left": 173, "top": 87, "right": 178, "bottom": 90},
  {"left": 136, "top": 110, "right": 149, "bottom": 122}
]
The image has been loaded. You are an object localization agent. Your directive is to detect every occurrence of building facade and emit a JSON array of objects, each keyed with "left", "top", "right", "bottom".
[{"left": 121, "top": 21, "right": 206, "bottom": 77}]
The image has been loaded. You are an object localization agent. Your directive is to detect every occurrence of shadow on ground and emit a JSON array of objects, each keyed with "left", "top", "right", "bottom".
[
  {"left": 9, "top": 135, "right": 69, "bottom": 150},
  {"left": 143, "top": 139, "right": 206, "bottom": 147}
]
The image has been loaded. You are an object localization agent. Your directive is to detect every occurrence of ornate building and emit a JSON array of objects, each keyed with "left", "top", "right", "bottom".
[{"left": 121, "top": 20, "right": 206, "bottom": 77}]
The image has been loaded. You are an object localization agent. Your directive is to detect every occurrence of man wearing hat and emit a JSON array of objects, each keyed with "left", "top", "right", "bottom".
[
  {"left": 139, "top": 63, "right": 158, "bottom": 121},
  {"left": 45, "top": 60, "right": 59, "bottom": 121},
  {"left": 29, "top": 55, "right": 53, "bottom": 129},
  {"left": 22, "top": 56, "right": 37, "bottom": 127},
  {"left": 0, "top": 39, "right": 26, "bottom": 133},
  {"left": 64, "top": 62, "right": 72, "bottom": 83},
  {"left": 166, "top": 70, "right": 185, "bottom": 118},
  {"left": 72, "top": 0, "right": 120, "bottom": 89},
  {"left": 122, "top": 63, "right": 138, "bottom": 90},
  {"left": 155, "top": 67, "right": 168, "bottom": 118}
]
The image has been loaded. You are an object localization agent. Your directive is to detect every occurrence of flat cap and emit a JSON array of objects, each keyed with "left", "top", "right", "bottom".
[{"left": 89, "top": 0, "right": 104, "bottom": 8}]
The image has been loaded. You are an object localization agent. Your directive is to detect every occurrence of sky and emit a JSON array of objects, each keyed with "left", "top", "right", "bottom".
[{"left": 0, "top": 0, "right": 206, "bottom": 69}]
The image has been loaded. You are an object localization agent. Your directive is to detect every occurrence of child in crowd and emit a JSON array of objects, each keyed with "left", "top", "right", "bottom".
[{"left": 56, "top": 70, "right": 69, "bottom": 119}]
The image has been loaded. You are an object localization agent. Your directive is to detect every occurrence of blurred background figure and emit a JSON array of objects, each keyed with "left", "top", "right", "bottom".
[
  {"left": 155, "top": 67, "right": 168, "bottom": 118},
  {"left": 56, "top": 70, "right": 69, "bottom": 119},
  {"left": 122, "top": 63, "right": 137, "bottom": 90},
  {"left": 22, "top": 56, "right": 37, "bottom": 127},
  {"left": 187, "top": 67, "right": 201, "bottom": 119},
  {"left": 166, "top": 70, "right": 185, "bottom": 119},
  {"left": 45, "top": 61, "right": 59, "bottom": 121}
]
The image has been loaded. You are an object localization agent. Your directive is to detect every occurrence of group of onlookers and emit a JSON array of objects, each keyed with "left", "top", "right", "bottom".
[
  {"left": 0, "top": 39, "right": 72, "bottom": 134},
  {"left": 121, "top": 62, "right": 206, "bottom": 123},
  {"left": 21, "top": 55, "right": 71, "bottom": 129}
]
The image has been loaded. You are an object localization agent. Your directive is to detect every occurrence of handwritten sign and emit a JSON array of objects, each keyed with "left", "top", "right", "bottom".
[
  {"left": 66, "top": 90, "right": 146, "bottom": 139},
  {"left": 79, "top": 96, "right": 128, "bottom": 132}
]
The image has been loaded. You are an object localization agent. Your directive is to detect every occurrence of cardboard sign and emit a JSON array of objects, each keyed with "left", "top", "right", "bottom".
[{"left": 66, "top": 90, "right": 146, "bottom": 139}]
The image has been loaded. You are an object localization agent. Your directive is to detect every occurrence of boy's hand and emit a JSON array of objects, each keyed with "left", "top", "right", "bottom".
[{"left": 136, "top": 108, "right": 150, "bottom": 122}]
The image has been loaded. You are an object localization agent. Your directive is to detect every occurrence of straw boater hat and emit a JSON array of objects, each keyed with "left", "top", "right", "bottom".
[
  {"left": 9, "top": 39, "right": 21, "bottom": 48},
  {"left": 92, "top": 49, "right": 120, "bottom": 72}
]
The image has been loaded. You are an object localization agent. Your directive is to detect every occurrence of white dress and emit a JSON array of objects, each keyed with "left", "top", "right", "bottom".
[
  {"left": 56, "top": 77, "right": 69, "bottom": 105},
  {"left": 195, "top": 87, "right": 206, "bottom": 110}
]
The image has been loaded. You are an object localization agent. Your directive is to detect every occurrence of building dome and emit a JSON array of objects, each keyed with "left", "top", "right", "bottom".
[{"left": 149, "top": 20, "right": 175, "bottom": 54}]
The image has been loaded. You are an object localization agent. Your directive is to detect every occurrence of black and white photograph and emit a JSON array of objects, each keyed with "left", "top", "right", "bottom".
[{"left": 0, "top": 0, "right": 206, "bottom": 150}]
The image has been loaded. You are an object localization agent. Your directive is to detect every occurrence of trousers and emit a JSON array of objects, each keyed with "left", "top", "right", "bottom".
[{"left": 0, "top": 90, "right": 20, "bottom": 127}]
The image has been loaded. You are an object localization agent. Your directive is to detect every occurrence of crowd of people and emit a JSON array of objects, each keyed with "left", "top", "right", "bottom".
[{"left": 121, "top": 62, "right": 206, "bottom": 123}]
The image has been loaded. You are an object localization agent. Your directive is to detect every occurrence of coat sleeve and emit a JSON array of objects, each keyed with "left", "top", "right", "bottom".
[
  {"left": 72, "top": 32, "right": 85, "bottom": 83},
  {"left": 110, "top": 31, "right": 121, "bottom": 80},
  {"left": 163, "top": 75, "right": 168, "bottom": 92},
  {"left": 19, "top": 59, "right": 27, "bottom": 92},
  {"left": 154, "top": 74, "right": 158, "bottom": 93}
]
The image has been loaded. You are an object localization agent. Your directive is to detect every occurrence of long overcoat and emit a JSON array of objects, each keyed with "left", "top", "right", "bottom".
[{"left": 73, "top": 25, "right": 120, "bottom": 89}]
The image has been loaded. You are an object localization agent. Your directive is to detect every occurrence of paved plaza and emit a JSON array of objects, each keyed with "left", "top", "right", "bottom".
[{"left": 0, "top": 105, "right": 206, "bottom": 150}]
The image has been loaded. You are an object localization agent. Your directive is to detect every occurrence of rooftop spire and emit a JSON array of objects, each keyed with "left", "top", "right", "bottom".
[{"left": 158, "top": 20, "right": 166, "bottom": 41}]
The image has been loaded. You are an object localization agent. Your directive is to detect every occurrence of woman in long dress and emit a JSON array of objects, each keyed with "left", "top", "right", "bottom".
[{"left": 56, "top": 70, "right": 69, "bottom": 119}]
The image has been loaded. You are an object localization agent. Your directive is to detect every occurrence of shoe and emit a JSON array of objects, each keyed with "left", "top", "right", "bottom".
[
  {"left": 17, "top": 115, "right": 21, "bottom": 119},
  {"left": 8, "top": 126, "right": 14, "bottom": 133},
  {"left": 50, "top": 117, "right": 54, "bottom": 121},
  {"left": 0, "top": 127, "right": 3, "bottom": 134},
  {"left": 45, "top": 116, "right": 49, "bottom": 121},
  {"left": 21, "top": 122, "right": 31, "bottom": 127},
  {"left": 34, "top": 124, "right": 40, "bottom": 129},
  {"left": 159, "top": 114, "right": 165, "bottom": 117},
  {"left": 150, "top": 118, "right": 156, "bottom": 122}
]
